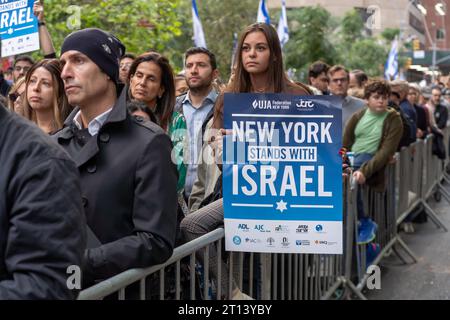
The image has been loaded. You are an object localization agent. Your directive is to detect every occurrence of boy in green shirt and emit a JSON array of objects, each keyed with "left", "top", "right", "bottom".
[{"left": 343, "top": 79, "right": 403, "bottom": 243}]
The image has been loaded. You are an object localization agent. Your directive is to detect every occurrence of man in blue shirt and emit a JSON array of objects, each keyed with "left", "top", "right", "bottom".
[
  {"left": 391, "top": 80, "right": 417, "bottom": 143},
  {"left": 175, "top": 47, "right": 219, "bottom": 199}
]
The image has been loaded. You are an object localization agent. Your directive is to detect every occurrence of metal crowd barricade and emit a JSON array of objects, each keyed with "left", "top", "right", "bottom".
[
  {"left": 78, "top": 228, "right": 226, "bottom": 300},
  {"left": 353, "top": 158, "right": 417, "bottom": 296},
  {"left": 79, "top": 175, "right": 358, "bottom": 300},
  {"left": 419, "top": 135, "right": 449, "bottom": 230},
  {"left": 78, "top": 130, "right": 450, "bottom": 300},
  {"left": 434, "top": 127, "right": 450, "bottom": 202},
  {"left": 349, "top": 131, "right": 450, "bottom": 297},
  {"left": 443, "top": 126, "right": 450, "bottom": 183}
]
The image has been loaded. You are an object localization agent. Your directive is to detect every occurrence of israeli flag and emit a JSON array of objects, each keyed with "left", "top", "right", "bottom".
[
  {"left": 277, "top": 0, "right": 289, "bottom": 48},
  {"left": 192, "top": 0, "right": 207, "bottom": 48},
  {"left": 231, "top": 32, "right": 238, "bottom": 70},
  {"left": 384, "top": 37, "right": 399, "bottom": 80},
  {"left": 257, "top": 0, "right": 270, "bottom": 24}
]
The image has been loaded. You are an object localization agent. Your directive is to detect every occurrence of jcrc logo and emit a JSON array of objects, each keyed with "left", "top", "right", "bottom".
[
  {"left": 233, "top": 236, "right": 242, "bottom": 245},
  {"left": 238, "top": 224, "right": 250, "bottom": 231},
  {"left": 296, "top": 100, "right": 314, "bottom": 110},
  {"left": 252, "top": 99, "right": 272, "bottom": 109}
]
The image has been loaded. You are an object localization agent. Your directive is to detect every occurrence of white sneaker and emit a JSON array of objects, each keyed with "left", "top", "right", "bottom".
[
  {"left": 403, "top": 222, "right": 415, "bottom": 233},
  {"left": 231, "top": 288, "right": 254, "bottom": 300}
]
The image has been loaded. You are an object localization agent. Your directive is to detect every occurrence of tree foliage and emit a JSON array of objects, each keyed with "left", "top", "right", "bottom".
[
  {"left": 44, "top": 0, "right": 182, "bottom": 62},
  {"left": 284, "top": 6, "right": 338, "bottom": 80},
  {"left": 40, "top": 2, "right": 392, "bottom": 81},
  {"left": 340, "top": 9, "right": 364, "bottom": 44},
  {"left": 168, "top": 0, "right": 258, "bottom": 78}
]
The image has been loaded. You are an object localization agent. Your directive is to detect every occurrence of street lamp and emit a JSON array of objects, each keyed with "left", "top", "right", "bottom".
[
  {"left": 417, "top": 4, "right": 427, "bottom": 15},
  {"left": 435, "top": 3, "right": 446, "bottom": 16}
]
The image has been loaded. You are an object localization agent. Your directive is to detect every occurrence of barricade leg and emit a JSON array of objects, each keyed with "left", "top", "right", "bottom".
[
  {"left": 395, "top": 236, "right": 419, "bottom": 262},
  {"left": 437, "top": 182, "right": 450, "bottom": 204},
  {"left": 421, "top": 200, "right": 448, "bottom": 231}
]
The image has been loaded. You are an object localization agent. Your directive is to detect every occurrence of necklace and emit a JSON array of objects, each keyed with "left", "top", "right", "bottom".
[{"left": 254, "top": 86, "right": 269, "bottom": 93}]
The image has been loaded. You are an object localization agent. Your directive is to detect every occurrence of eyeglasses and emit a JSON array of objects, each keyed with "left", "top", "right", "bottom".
[
  {"left": 317, "top": 77, "right": 330, "bottom": 83},
  {"left": 120, "top": 63, "right": 132, "bottom": 70},
  {"left": 8, "top": 91, "right": 24, "bottom": 102},
  {"left": 330, "top": 77, "right": 348, "bottom": 84},
  {"left": 14, "top": 66, "right": 31, "bottom": 73}
]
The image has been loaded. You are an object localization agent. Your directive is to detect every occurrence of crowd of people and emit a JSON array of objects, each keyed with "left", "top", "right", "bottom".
[{"left": 1, "top": 2, "right": 450, "bottom": 300}]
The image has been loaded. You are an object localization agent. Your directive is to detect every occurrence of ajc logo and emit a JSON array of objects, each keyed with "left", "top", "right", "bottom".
[
  {"left": 233, "top": 236, "right": 242, "bottom": 245},
  {"left": 254, "top": 224, "right": 268, "bottom": 232}
]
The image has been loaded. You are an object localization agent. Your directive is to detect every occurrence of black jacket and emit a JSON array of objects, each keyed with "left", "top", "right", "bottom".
[
  {"left": 434, "top": 103, "right": 448, "bottom": 130},
  {"left": 0, "top": 74, "right": 10, "bottom": 98},
  {"left": 0, "top": 106, "right": 86, "bottom": 299},
  {"left": 53, "top": 90, "right": 178, "bottom": 286}
]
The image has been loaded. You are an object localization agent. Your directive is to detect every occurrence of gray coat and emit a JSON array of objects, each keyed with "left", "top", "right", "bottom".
[
  {"left": 52, "top": 90, "right": 178, "bottom": 286},
  {"left": 0, "top": 106, "right": 86, "bottom": 299}
]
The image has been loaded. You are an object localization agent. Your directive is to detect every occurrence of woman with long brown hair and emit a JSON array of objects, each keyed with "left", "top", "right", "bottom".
[
  {"left": 128, "top": 52, "right": 187, "bottom": 194},
  {"left": 181, "top": 23, "right": 311, "bottom": 300},
  {"left": 23, "top": 59, "right": 72, "bottom": 134}
]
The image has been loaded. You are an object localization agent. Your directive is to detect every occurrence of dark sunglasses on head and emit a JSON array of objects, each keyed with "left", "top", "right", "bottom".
[
  {"left": 391, "top": 92, "right": 401, "bottom": 99},
  {"left": 8, "top": 92, "right": 22, "bottom": 102}
]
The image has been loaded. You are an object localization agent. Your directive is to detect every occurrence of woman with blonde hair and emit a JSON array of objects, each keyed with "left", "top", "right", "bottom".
[{"left": 23, "top": 59, "right": 72, "bottom": 134}]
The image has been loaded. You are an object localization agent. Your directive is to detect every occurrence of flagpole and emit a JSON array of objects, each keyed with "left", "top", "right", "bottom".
[
  {"left": 192, "top": 0, "right": 207, "bottom": 48},
  {"left": 277, "top": 0, "right": 289, "bottom": 49},
  {"left": 257, "top": 0, "right": 271, "bottom": 24}
]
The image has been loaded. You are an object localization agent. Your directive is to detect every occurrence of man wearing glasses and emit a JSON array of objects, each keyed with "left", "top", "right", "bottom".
[
  {"left": 12, "top": 56, "right": 35, "bottom": 84},
  {"left": 328, "top": 65, "right": 365, "bottom": 127},
  {"left": 118, "top": 53, "right": 135, "bottom": 85}
]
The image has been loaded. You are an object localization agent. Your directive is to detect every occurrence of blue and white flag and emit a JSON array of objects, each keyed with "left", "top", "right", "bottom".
[
  {"left": 277, "top": 0, "right": 289, "bottom": 48},
  {"left": 231, "top": 32, "right": 238, "bottom": 71},
  {"left": 192, "top": 0, "right": 206, "bottom": 48},
  {"left": 384, "top": 37, "right": 399, "bottom": 80},
  {"left": 257, "top": 0, "right": 270, "bottom": 25}
]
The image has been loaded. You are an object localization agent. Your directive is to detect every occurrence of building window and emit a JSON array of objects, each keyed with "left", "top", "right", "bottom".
[{"left": 436, "top": 28, "right": 445, "bottom": 40}]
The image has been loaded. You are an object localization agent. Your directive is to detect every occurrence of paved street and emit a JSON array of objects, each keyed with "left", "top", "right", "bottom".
[{"left": 366, "top": 181, "right": 450, "bottom": 300}]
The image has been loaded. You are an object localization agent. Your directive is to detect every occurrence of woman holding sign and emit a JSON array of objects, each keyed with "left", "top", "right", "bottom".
[{"left": 181, "top": 22, "right": 311, "bottom": 300}]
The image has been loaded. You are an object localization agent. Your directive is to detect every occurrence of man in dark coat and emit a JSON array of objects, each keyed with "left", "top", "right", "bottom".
[
  {"left": 53, "top": 28, "right": 178, "bottom": 286},
  {"left": 0, "top": 104, "right": 86, "bottom": 299},
  {"left": 0, "top": 72, "right": 11, "bottom": 98}
]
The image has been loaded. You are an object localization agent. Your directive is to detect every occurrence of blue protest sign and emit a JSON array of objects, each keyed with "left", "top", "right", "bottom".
[
  {"left": 223, "top": 93, "right": 343, "bottom": 254},
  {"left": 0, "top": 0, "right": 39, "bottom": 57}
]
